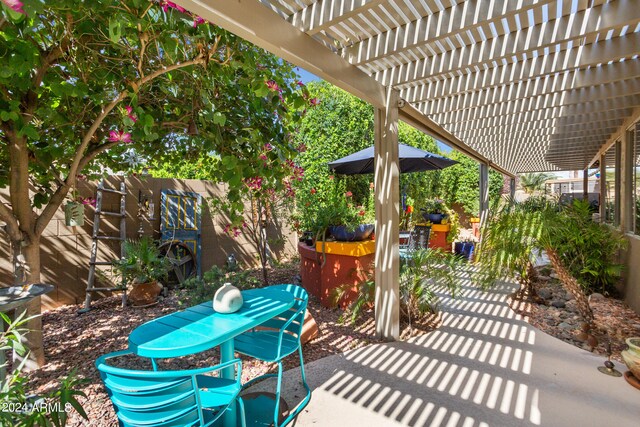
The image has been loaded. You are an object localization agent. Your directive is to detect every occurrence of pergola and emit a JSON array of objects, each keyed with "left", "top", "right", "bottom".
[{"left": 176, "top": 0, "right": 640, "bottom": 338}]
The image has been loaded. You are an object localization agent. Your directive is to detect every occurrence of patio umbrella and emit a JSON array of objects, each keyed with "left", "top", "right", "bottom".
[{"left": 328, "top": 144, "right": 457, "bottom": 175}]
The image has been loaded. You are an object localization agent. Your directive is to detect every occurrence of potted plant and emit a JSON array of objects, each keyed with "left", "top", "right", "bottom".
[
  {"left": 421, "top": 198, "right": 447, "bottom": 224},
  {"left": 63, "top": 186, "right": 96, "bottom": 227},
  {"left": 112, "top": 237, "right": 171, "bottom": 307},
  {"left": 296, "top": 177, "right": 375, "bottom": 243}
]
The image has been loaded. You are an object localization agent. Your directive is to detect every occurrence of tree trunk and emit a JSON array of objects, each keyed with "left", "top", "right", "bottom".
[
  {"left": 11, "top": 237, "right": 45, "bottom": 370},
  {"left": 546, "top": 248, "right": 594, "bottom": 323}
]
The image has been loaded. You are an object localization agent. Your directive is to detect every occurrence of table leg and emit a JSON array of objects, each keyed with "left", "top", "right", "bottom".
[{"left": 220, "top": 340, "right": 237, "bottom": 427}]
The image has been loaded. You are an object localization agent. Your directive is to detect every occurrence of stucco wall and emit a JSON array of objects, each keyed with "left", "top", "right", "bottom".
[
  {"left": 623, "top": 233, "right": 640, "bottom": 314},
  {"left": 0, "top": 176, "right": 298, "bottom": 309}
]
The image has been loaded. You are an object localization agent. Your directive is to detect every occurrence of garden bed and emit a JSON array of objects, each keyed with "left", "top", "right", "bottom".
[
  {"left": 25, "top": 262, "right": 438, "bottom": 426},
  {"left": 509, "top": 266, "right": 640, "bottom": 364}
]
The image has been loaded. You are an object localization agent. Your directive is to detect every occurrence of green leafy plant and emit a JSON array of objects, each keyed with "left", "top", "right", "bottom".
[
  {"left": 294, "top": 177, "right": 375, "bottom": 242},
  {"left": 421, "top": 198, "right": 446, "bottom": 214},
  {"left": 111, "top": 237, "right": 171, "bottom": 285},
  {"left": 519, "top": 172, "right": 555, "bottom": 194},
  {"left": 179, "top": 265, "right": 260, "bottom": 305},
  {"left": 335, "top": 250, "right": 462, "bottom": 327},
  {"left": 0, "top": 312, "right": 88, "bottom": 427}
]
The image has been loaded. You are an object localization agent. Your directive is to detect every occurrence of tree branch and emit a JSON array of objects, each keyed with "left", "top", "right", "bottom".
[
  {"left": 34, "top": 55, "right": 208, "bottom": 236},
  {"left": 0, "top": 201, "right": 21, "bottom": 241}
]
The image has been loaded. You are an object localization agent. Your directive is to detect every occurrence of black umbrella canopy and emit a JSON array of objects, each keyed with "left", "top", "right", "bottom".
[{"left": 328, "top": 144, "right": 457, "bottom": 175}]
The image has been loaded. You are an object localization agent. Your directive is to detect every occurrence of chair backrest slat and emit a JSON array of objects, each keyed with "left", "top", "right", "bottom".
[
  {"left": 96, "top": 351, "right": 241, "bottom": 427},
  {"left": 269, "top": 284, "right": 308, "bottom": 339}
]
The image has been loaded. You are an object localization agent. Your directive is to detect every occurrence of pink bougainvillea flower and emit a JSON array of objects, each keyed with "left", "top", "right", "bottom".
[
  {"left": 1, "top": 0, "right": 26, "bottom": 15},
  {"left": 161, "top": 1, "right": 186, "bottom": 13},
  {"left": 259, "top": 154, "right": 268, "bottom": 161},
  {"left": 265, "top": 80, "right": 282, "bottom": 93},
  {"left": 108, "top": 130, "right": 133, "bottom": 144},
  {"left": 296, "top": 81, "right": 305, "bottom": 87},
  {"left": 193, "top": 16, "right": 206, "bottom": 27},
  {"left": 264, "top": 143, "right": 273, "bottom": 151},
  {"left": 125, "top": 106, "right": 138, "bottom": 123},
  {"left": 80, "top": 197, "right": 97, "bottom": 207},
  {"left": 309, "top": 97, "right": 320, "bottom": 106}
]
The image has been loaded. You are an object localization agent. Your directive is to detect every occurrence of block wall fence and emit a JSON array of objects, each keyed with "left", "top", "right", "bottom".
[{"left": 0, "top": 176, "right": 298, "bottom": 309}]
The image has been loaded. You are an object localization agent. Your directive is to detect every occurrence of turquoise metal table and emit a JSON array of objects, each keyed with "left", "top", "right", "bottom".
[{"left": 128, "top": 287, "right": 295, "bottom": 427}]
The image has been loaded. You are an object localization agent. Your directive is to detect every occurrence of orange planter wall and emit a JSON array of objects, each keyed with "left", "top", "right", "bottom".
[{"left": 298, "top": 241, "right": 374, "bottom": 308}]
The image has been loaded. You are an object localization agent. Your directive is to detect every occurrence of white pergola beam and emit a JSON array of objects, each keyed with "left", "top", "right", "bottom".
[
  {"left": 442, "top": 106, "right": 634, "bottom": 132},
  {"left": 345, "top": 0, "right": 557, "bottom": 66},
  {"left": 432, "top": 94, "right": 640, "bottom": 126},
  {"left": 588, "top": 106, "right": 640, "bottom": 167},
  {"left": 289, "top": 0, "right": 386, "bottom": 35},
  {"left": 402, "top": 55, "right": 640, "bottom": 104},
  {"left": 374, "top": 2, "right": 640, "bottom": 87},
  {"left": 415, "top": 67, "right": 640, "bottom": 115}
]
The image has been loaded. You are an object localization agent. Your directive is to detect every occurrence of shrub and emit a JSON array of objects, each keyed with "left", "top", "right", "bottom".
[
  {"left": 0, "top": 312, "right": 88, "bottom": 427},
  {"left": 179, "top": 265, "right": 260, "bottom": 305}
]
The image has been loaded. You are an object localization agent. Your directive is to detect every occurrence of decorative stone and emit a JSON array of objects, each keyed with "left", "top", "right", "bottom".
[
  {"left": 537, "top": 289, "right": 552, "bottom": 300},
  {"left": 589, "top": 293, "right": 605, "bottom": 301},
  {"left": 213, "top": 282, "right": 243, "bottom": 314},
  {"left": 558, "top": 322, "right": 573, "bottom": 330},
  {"left": 551, "top": 300, "right": 566, "bottom": 309}
]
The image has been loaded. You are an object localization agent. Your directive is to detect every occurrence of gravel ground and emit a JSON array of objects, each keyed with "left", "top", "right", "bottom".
[
  {"left": 509, "top": 266, "right": 640, "bottom": 364},
  {"left": 24, "top": 262, "right": 438, "bottom": 426}
]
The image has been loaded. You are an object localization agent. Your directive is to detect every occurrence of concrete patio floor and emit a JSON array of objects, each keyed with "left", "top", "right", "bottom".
[{"left": 245, "top": 272, "right": 640, "bottom": 426}]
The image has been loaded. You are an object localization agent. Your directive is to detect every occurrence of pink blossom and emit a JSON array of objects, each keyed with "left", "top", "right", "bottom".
[
  {"left": 309, "top": 98, "right": 320, "bottom": 106},
  {"left": 244, "top": 176, "right": 263, "bottom": 191},
  {"left": 259, "top": 154, "right": 268, "bottom": 161},
  {"left": 108, "top": 130, "right": 133, "bottom": 144},
  {"left": 161, "top": 1, "right": 186, "bottom": 13},
  {"left": 125, "top": 106, "right": 138, "bottom": 123},
  {"left": 80, "top": 197, "right": 97, "bottom": 207},
  {"left": 345, "top": 191, "right": 353, "bottom": 198},
  {"left": 296, "top": 81, "right": 305, "bottom": 87},
  {"left": 1, "top": 0, "right": 25, "bottom": 15},
  {"left": 265, "top": 80, "right": 281, "bottom": 93},
  {"left": 264, "top": 143, "right": 273, "bottom": 151},
  {"left": 193, "top": 16, "right": 206, "bottom": 27}
]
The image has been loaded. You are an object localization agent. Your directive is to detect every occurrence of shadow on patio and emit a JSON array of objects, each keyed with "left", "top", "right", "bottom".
[{"left": 247, "top": 270, "right": 640, "bottom": 426}]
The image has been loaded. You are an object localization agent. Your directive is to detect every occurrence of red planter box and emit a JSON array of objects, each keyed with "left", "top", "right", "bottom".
[{"left": 298, "top": 241, "right": 374, "bottom": 308}]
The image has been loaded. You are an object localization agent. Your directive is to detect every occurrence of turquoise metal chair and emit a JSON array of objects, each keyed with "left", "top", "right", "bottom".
[
  {"left": 234, "top": 284, "right": 311, "bottom": 427},
  {"left": 96, "top": 350, "right": 246, "bottom": 427}
]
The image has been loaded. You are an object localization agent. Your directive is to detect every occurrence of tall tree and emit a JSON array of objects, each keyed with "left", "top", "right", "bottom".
[
  {"left": 0, "top": 0, "right": 308, "bottom": 368},
  {"left": 293, "top": 81, "right": 439, "bottom": 214}
]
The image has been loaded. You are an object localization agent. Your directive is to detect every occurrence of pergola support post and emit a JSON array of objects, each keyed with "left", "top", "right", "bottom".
[
  {"left": 620, "top": 129, "right": 634, "bottom": 232},
  {"left": 599, "top": 154, "right": 607, "bottom": 222},
  {"left": 614, "top": 141, "right": 622, "bottom": 226},
  {"left": 509, "top": 177, "right": 516, "bottom": 199},
  {"left": 479, "top": 163, "right": 490, "bottom": 221},
  {"left": 583, "top": 169, "right": 589, "bottom": 200},
  {"left": 374, "top": 88, "right": 400, "bottom": 340}
]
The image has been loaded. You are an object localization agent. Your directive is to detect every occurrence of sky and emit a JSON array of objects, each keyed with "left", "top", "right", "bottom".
[{"left": 294, "top": 68, "right": 452, "bottom": 153}]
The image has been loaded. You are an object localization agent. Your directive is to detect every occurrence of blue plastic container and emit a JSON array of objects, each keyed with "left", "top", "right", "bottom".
[{"left": 328, "top": 224, "right": 375, "bottom": 242}]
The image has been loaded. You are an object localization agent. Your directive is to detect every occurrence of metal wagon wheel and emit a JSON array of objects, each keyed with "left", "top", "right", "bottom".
[{"left": 157, "top": 240, "right": 197, "bottom": 286}]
